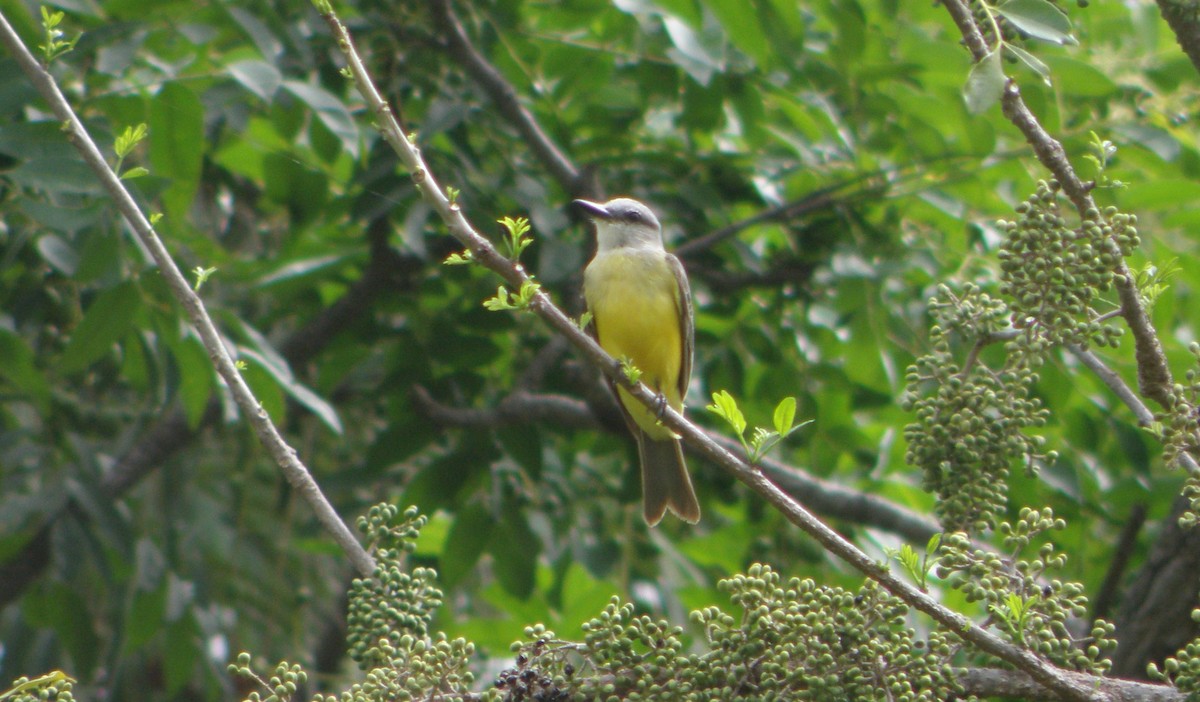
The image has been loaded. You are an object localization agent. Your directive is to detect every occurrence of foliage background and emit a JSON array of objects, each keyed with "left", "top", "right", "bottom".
[{"left": 1, "top": 0, "right": 1199, "bottom": 698}]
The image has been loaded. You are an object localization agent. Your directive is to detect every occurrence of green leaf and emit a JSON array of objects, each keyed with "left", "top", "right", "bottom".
[
  {"left": 262, "top": 152, "right": 329, "bottom": 225},
  {"left": 1042, "top": 55, "right": 1118, "bottom": 98},
  {"left": 36, "top": 234, "right": 79, "bottom": 275},
  {"left": 487, "top": 509, "right": 540, "bottom": 599},
  {"left": 239, "top": 346, "right": 343, "bottom": 434},
  {"left": 996, "top": 0, "right": 1076, "bottom": 46},
  {"left": 9, "top": 157, "right": 104, "bottom": 195},
  {"left": 927, "top": 533, "right": 942, "bottom": 555},
  {"left": 282, "top": 80, "right": 360, "bottom": 158},
  {"left": 773, "top": 396, "right": 796, "bottom": 435},
  {"left": 0, "top": 330, "right": 52, "bottom": 414},
  {"left": 163, "top": 615, "right": 199, "bottom": 695},
  {"left": 702, "top": 0, "right": 772, "bottom": 67},
  {"left": 149, "top": 82, "right": 204, "bottom": 221},
  {"left": 228, "top": 59, "right": 282, "bottom": 101},
  {"left": 240, "top": 357, "right": 286, "bottom": 428},
  {"left": 22, "top": 583, "right": 99, "bottom": 678},
  {"left": 59, "top": 282, "right": 142, "bottom": 374},
  {"left": 122, "top": 583, "right": 166, "bottom": 655},
  {"left": 0, "top": 120, "right": 82, "bottom": 160},
  {"left": 1005, "top": 43, "right": 1050, "bottom": 85},
  {"left": 706, "top": 389, "right": 747, "bottom": 435},
  {"left": 22, "top": 199, "right": 106, "bottom": 235},
  {"left": 227, "top": 6, "right": 283, "bottom": 61},
  {"left": 662, "top": 15, "right": 724, "bottom": 85},
  {"left": 255, "top": 254, "right": 350, "bottom": 287},
  {"left": 964, "top": 50, "right": 1005, "bottom": 115},
  {"left": 441, "top": 506, "right": 493, "bottom": 588},
  {"left": 497, "top": 425, "right": 544, "bottom": 479},
  {"left": 113, "top": 123, "right": 148, "bottom": 158},
  {"left": 1120, "top": 179, "right": 1200, "bottom": 210},
  {"left": 168, "top": 333, "right": 214, "bottom": 429}
]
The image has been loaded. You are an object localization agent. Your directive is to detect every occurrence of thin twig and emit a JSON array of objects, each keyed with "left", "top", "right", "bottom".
[
  {"left": 427, "top": 0, "right": 585, "bottom": 195},
  {"left": 0, "top": 9, "right": 375, "bottom": 578},
  {"left": 1068, "top": 345, "right": 1156, "bottom": 426}
]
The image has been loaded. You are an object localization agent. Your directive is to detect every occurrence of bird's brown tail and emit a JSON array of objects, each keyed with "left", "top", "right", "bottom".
[{"left": 638, "top": 435, "right": 700, "bottom": 526}]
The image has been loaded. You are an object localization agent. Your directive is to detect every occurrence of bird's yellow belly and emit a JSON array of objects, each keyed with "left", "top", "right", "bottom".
[{"left": 584, "top": 250, "right": 683, "bottom": 438}]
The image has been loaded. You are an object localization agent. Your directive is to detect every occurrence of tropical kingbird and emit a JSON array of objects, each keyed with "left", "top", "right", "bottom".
[{"left": 576, "top": 197, "right": 701, "bottom": 525}]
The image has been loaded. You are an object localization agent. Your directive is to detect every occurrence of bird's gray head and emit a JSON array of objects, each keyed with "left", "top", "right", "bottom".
[{"left": 573, "top": 197, "right": 663, "bottom": 251}]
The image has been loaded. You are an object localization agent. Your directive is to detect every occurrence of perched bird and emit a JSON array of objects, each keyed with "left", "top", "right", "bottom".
[{"left": 576, "top": 197, "right": 700, "bottom": 525}]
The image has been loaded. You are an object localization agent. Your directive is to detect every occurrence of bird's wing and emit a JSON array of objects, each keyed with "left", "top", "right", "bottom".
[{"left": 666, "top": 252, "right": 693, "bottom": 401}]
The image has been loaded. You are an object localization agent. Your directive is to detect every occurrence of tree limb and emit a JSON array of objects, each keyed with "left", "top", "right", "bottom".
[
  {"left": 1154, "top": 0, "right": 1200, "bottom": 78},
  {"left": 0, "top": 6, "right": 374, "bottom": 579},
  {"left": 413, "top": 386, "right": 942, "bottom": 543},
  {"left": 957, "top": 667, "right": 1181, "bottom": 702}
]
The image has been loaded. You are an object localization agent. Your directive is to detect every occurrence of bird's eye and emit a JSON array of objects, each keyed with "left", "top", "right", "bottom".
[{"left": 624, "top": 209, "right": 641, "bottom": 223}]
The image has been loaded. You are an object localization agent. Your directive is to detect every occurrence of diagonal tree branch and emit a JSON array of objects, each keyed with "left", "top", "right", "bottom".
[
  {"left": 0, "top": 7, "right": 374, "bottom": 579},
  {"left": 0, "top": 232, "right": 416, "bottom": 609}
]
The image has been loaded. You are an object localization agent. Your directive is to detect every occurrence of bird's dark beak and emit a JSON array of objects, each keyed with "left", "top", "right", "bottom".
[{"left": 572, "top": 199, "right": 609, "bottom": 220}]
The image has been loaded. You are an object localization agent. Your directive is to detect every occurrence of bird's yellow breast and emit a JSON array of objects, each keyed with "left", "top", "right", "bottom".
[{"left": 584, "top": 249, "right": 684, "bottom": 438}]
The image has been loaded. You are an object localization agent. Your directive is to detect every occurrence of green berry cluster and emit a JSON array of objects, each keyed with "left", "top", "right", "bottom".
[
  {"left": 0, "top": 674, "right": 75, "bottom": 702},
  {"left": 695, "top": 568, "right": 962, "bottom": 701},
  {"left": 1157, "top": 375, "right": 1200, "bottom": 471},
  {"left": 346, "top": 506, "right": 443, "bottom": 667},
  {"left": 226, "top": 656, "right": 306, "bottom": 702},
  {"left": 1154, "top": 348, "right": 1200, "bottom": 526},
  {"left": 315, "top": 633, "right": 481, "bottom": 702},
  {"left": 509, "top": 565, "right": 964, "bottom": 701},
  {"left": 997, "top": 179, "right": 1132, "bottom": 349},
  {"left": 936, "top": 509, "right": 1115, "bottom": 673},
  {"left": 229, "top": 505, "right": 494, "bottom": 702},
  {"left": 903, "top": 284, "right": 1055, "bottom": 533},
  {"left": 1148, "top": 610, "right": 1200, "bottom": 692},
  {"left": 508, "top": 602, "right": 694, "bottom": 701}
]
